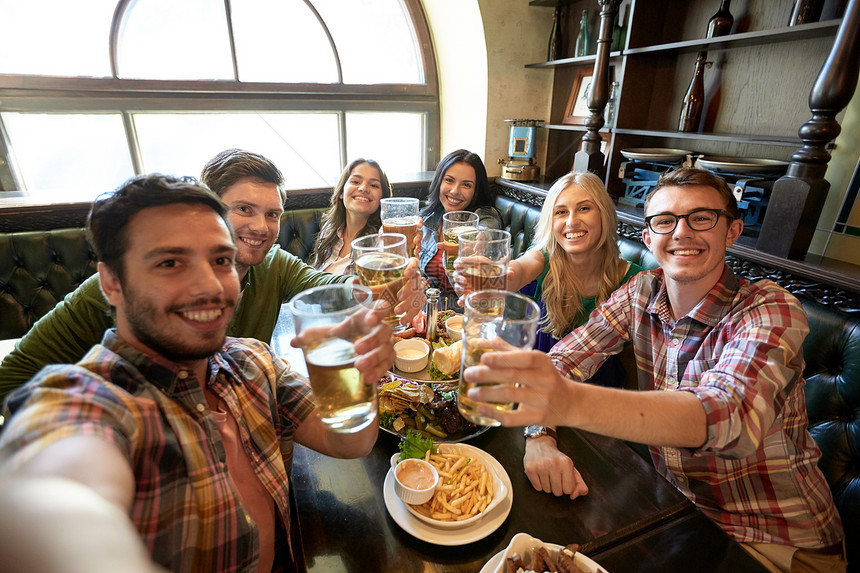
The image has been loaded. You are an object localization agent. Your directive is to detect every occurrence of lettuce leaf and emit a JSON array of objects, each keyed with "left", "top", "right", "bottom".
[{"left": 398, "top": 430, "right": 437, "bottom": 461}]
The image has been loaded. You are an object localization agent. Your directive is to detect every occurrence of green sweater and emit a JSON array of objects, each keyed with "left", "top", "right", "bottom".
[{"left": 0, "top": 246, "right": 349, "bottom": 398}]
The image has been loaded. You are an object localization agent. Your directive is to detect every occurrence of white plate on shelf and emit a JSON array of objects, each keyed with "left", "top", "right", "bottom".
[
  {"left": 480, "top": 533, "right": 608, "bottom": 573},
  {"left": 383, "top": 444, "right": 513, "bottom": 545},
  {"left": 697, "top": 156, "right": 789, "bottom": 174},
  {"left": 620, "top": 148, "right": 692, "bottom": 162}
]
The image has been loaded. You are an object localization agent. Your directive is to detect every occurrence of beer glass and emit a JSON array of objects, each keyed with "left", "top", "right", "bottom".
[
  {"left": 288, "top": 283, "right": 377, "bottom": 433},
  {"left": 352, "top": 233, "right": 408, "bottom": 332},
  {"left": 457, "top": 229, "right": 511, "bottom": 293},
  {"left": 381, "top": 197, "right": 420, "bottom": 257},
  {"left": 457, "top": 290, "right": 540, "bottom": 426},
  {"left": 441, "top": 211, "right": 480, "bottom": 283}
]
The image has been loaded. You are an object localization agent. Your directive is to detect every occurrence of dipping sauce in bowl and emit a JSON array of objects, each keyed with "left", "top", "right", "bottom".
[
  {"left": 394, "top": 338, "right": 430, "bottom": 372},
  {"left": 397, "top": 460, "right": 437, "bottom": 489},
  {"left": 393, "top": 458, "right": 439, "bottom": 505}
]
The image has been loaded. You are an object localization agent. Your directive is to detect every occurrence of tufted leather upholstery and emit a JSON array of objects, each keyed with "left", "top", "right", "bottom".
[
  {"left": 801, "top": 300, "right": 860, "bottom": 567},
  {"left": 278, "top": 208, "right": 326, "bottom": 263},
  {"left": 0, "top": 228, "right": 98, "bottom": 339},
  {"left": 494, "top": 195, "right": 542, "bottom": 259}
]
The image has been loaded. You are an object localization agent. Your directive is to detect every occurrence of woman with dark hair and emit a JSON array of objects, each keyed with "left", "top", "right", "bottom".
[
  {"left": 309, "top": 158, "right": 392, "bottom": 274},
  {"left": 419, "top": 149, "right": 502, "bottom": 307}
]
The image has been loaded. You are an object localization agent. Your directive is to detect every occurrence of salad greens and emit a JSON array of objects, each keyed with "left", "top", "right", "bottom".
[{"left": 398, "top": 430, "right": 438, "bottom": 461}]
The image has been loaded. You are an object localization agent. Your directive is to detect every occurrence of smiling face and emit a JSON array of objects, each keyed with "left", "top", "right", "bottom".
[
  {"left": 342, "top": 162, "right": 384, "bottom": 219},
  {"left": 551, "top": 184, "right": 603, "bottom": 257},
  {"left": 220, "top": 177, "right": 284, "bottom": 275},
  {"left": 643, "top": 184, "right": 743, "bottom": 291},
  {"left": 439, "top": 162, "right": 477, "bottom": 212},
  {"left": 99, "top": 203, "right": 239, "bottom": 364}
]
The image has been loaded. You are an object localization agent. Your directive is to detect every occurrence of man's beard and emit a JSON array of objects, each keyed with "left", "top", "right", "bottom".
[{"left": 122, "top": 288, "right": 234, "bottom": 362}]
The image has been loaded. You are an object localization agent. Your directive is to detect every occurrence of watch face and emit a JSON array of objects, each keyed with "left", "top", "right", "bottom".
[{"left": 524, "top": 425, "right": 546, "bottom": 439}]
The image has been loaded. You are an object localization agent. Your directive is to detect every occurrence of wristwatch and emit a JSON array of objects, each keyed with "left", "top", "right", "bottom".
[{"left": 524, "top": 425, "right": 558, "bottom": 441}]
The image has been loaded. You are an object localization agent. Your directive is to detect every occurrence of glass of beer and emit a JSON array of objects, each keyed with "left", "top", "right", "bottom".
[
  {"left": 457, "top": 290, "right": 540, "bottom": 426},
  {"left": 381, "top": 197, "right": 420, "bottom": 257},
  {"left": 441, "top": 211, "right": 480, "bottom": 283},
  {"left": 288, "top": 283, "right": 377, "bottom": 433},
  {"left": 457, "top": 229, "right": 511, "bottom": 293},
  {"left": 352, "top": 233, "right": 409, "bottom": 332}
]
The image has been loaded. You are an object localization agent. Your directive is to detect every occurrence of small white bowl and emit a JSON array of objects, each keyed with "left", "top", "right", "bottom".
[
  {"left": 445, "top": 315, "right": 464, "bottom": 341},
  {"left": 394, "top": 338, "right": 429, "bottom": 372},
  {"left": 392, "top": 457, "right": 439, "bottom": 505}
]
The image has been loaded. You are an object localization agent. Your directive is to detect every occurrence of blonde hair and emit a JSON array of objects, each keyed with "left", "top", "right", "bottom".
[{"left": 532, "top": 171, "right": 627, "bottom": 338}]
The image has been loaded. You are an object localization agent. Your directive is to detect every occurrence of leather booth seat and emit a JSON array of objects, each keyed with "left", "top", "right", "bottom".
[
  {"left": 0, "top": 228, "right": 98, "bottom": 339},
  {"left": 0, "top": 194, "right": 857, "bottom": 566},
  {"left": 802, "top": 300, "right": 860, "bottom": 567}
]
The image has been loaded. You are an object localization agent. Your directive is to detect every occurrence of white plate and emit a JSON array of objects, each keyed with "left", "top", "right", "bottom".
[
  {"left": 392, "top": 445, "right": 509, "bottom": 529},
  {"left": 383, "top": 444, "right": 513, "bottom": 545},
  {"left": 620, "top": 147, "right": 692, "bottom": 162},
  {"left": 697, "top": 156, "right": 789, "bottom": 174},
  {"left": 480, "top": 533, "right": 608, "bottom": 573}
]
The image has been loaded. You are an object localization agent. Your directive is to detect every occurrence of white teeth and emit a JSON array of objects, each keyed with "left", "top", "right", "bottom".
[
  {"left": 181, "top": 309, "right": 222, "bottom": 322},
  {"left": 674, "top": 249, "right": 701, "bottom": 255},
  {"left": 564, "top": 231, "right": 585, "bottom": 239},
  {"left": 242, "top": 238, "right": 263, "bottom": 246}
]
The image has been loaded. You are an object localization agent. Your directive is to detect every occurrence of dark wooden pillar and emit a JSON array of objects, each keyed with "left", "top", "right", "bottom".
[
  {"left": 756, "top": 0, "right": 860, "bottom": 259},
  {"left": 573, "top": 0, "right": 619, "bottom": 177}
]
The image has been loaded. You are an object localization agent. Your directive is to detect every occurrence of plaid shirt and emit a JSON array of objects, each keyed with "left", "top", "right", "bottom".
[
  {"left": 0, "top": 331, "right": 314, "bottom": 572},
  {"left": 549, "top": 266, "right": 843, "bottom": 548}
]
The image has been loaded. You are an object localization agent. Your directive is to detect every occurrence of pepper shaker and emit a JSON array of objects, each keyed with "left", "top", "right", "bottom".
[{"left": 424, "top": 288, "right": 441, "bottom": 342}]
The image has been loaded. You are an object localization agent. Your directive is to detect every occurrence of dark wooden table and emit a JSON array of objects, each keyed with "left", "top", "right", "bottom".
[
  {"left": 274, "top": 304, "right": 766, "bottom": 572},
  {"left": 289, "top": 427, "right": 765, "bottom": 572}
]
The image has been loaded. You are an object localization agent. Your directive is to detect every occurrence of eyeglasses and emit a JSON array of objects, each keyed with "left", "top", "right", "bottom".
[{"left": 644, "top": 208, "right": 735, "bottom": 234}]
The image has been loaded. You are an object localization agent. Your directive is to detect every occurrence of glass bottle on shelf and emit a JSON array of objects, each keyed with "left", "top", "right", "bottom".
[
  {"left": 574, "top": 10, "right": 589, "bottom": 57},
  {"left": 787, "top": 0, "right": 825, "bottom": 25},
  {"left": 547, "top": 5, "right": 563, "bottom": 61},
  {"left": 605, "top": 81, "right": 620, "bottom": 128},
  {"left": 678, "top": 52, "right": 708, "bottom": 132},
  {"left": 706, "top": 0, "right": 733, "bottom": 38}
]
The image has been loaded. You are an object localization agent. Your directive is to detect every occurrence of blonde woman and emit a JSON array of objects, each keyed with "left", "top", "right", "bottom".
[
  {"left": 455, "top": 171, "right": 642, "bottom": 498},
  {"left": 511, "top": 171, "right": 641, "bottom": 353}
]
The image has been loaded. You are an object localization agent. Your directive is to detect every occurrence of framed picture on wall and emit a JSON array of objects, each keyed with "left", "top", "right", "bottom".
[{"left": 562, "top": 67, "right": 594, "bottom": 125}]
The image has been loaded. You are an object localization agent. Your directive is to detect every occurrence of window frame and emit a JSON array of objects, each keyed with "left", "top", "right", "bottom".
[{"left": 0, "top": 0, "right": 439, "bottom": 192}]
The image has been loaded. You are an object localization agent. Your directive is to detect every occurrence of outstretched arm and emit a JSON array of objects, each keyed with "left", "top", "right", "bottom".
[{"left": 465, "top": 350, "right": 707, "bottom": 448}]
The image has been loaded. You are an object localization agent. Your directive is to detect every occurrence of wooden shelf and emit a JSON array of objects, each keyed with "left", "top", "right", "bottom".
[
  {"left": 611, "top": 128, "right": 801, "bottom": 147},
  {"left": 525, "top": 21, "right": 839, "bottom": 68},
  {"left": 526, "top": 52, "right": 622, "bottom": 69},
  {"left": 540, "top": 124, "right": 612, "bottom": 133},
  {"left": 625, "top": 20, "right": 842, "bottom": 56},
  {"left": 528, "top": 0, "right": 576, "bottom": 6}
]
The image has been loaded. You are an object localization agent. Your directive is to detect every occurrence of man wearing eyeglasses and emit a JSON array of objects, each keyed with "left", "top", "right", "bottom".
[{"left": 463, "top": 168, "right": 845, "bottom": 572}]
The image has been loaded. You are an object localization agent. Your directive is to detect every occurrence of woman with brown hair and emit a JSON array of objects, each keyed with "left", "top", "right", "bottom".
[{"left": 309, "top": 158, "right": 392, "bottom": 274}]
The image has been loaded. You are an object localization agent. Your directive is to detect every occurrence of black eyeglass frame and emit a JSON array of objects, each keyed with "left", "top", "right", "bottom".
[{"left": 644, "top": 208, "right": 736, "bottom": 234}]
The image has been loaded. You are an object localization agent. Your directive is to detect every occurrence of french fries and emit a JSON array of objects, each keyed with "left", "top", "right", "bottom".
[{"left": 408, "top": 447, "right": 495, "bottom": 522}]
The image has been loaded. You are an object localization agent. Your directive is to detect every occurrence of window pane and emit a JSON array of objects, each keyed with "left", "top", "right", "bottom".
[
  {"left": 313, "top": 0, "right": 422, "bottom": 84},
  {"left": 1, "top": 113, "right": 134, "bottom": 194},
  {"left": 0, "top": 0, "right": 114, "bottom": 77},
  {"left": 231, "top": 0, "right": 338, "bottom": 83},
  {"left": 346, "top": 112, "right": 424, "bottom": 176},
  {"left": 118, "top": 0, "right": 233, "bottom": 80},
  {"left": 133, "top": 113, "right": 341, "bottom": 190}
]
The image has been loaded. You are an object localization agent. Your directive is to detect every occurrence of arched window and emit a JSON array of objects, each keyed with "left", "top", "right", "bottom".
[{"left": 0, "top": 0, "right": 438, "bottom": 196}]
